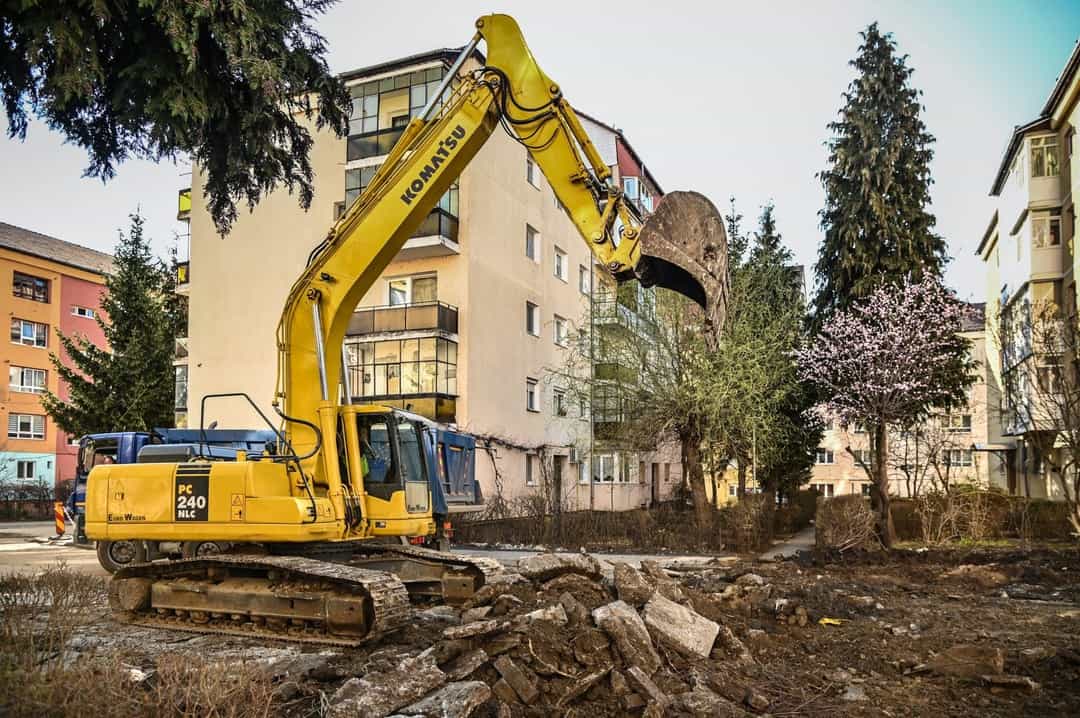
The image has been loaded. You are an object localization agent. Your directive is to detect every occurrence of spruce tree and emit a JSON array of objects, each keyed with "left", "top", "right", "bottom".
[
  {"left": 812, "top": 23, "right": 945, "bottom": 328},
  {"left": 725, "top": 196, "right": 749, "bottom": 270},
  {"left": 42, "top": 214, "right": 179, "bottom": 436}
]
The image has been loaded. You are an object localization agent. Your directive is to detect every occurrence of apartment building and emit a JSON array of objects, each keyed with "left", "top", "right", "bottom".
[
  {"left": 808, "top": 304, "right": 1002, "bottom": 497},
  {"left": 976, "top": 41, "right": 1079, "bottom": 499},
  {"left": 0, "top": 223, "right": 112, "bottom": 493},
  {"left": 180, "top": 49, "right": 681, "bottom": 511}
]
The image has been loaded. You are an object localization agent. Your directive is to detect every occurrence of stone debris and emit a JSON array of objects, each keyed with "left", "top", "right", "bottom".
[
  {"left": 1017, "top": 646, "right": 1056, "bottom": 666},
  {"left": 398, "top": 681, "right": 492, "bottom": 718},
  {"left": 559, "top": 591, "right": 589, "bottom": 626},
  {"left": 516, "top": 552, "right": 601, "bottom": 581},
  {"left": 492, "top": 655, "right": 539, "bottom": 703},
  {"left": 981, "top": 674, "right": 1041, "bottom": 693},
  {"left": 442, "top": 620, "right": 501, "bottom": 641},
  {"left": 328, "top": 655, "right": 446, "bottom": 718},
  {"left": 443, "top": 648, "right": 488, "bottom": 681},
  {"left": 592, "top": 600, "right": 663, "bottom": 675},
  {"left": 640, "top": 559, "right": 687, "bottom": 603},
  {"left": 518, "top": 603, "right": 567, "bottom": 625},
  {"left": 460, "top": 606, "right": 492, "bottom": 623},
  {"left": 625, "top": 665, "right": 670, "bottom": 706},
  {"left": 556, "top": 666, "right": 611, "bottom": 707},
  {"left": 745, "top": 687, "right": 771, "bottom": 711},
  {"left": 943, "top": 564, "right": 1010, "bottom": 589},
  {"left": 926, "top": 644, "right": 1005, "bottom": 678},
  {"left": 490, "top": 594, "right": 523, "bottom": 617},
  {"left": 642, "top": 593, "right": 720, "bottom": 659},
  {"left": 715, "top": 625, "right": 755, "bottom": 665},
  {"left": 613, "top": 562, "right": 656, "bottom": 606},
  {"left": 841, "top": 684, "right": 868, "bottom": 702}
]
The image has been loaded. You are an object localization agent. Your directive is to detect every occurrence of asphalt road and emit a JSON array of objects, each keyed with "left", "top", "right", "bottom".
[{"left": 0, "top": 520, "right": 736, "bottom": 577}]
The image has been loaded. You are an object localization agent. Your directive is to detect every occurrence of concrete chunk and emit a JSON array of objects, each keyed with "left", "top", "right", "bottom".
[
  {"left": 328, "top": 654, "right": 446, "bottom": 718},
  {"left": 643, "top": 593, "right": 720, "bottom": 660},
  {"left": 517, "top": 552, "right": 601, "bottom": 581},
  {"left": 613, "top": 562, "right": 656, "bottom": 607},
  {"left": 625, "top": 666, "right": 669, "bottom": 706},
  {"left": 443, "top": 649, "right": 488, "bottom": 681},
  {"left": 493, "top": 655, "right": 539, "bottom": 703},
  {"left": 520, "top": 604, "right": 568, "bottom": 625},
  {"left": 442, "top": 620, "right": 501, "bottom": 640},
  {"left": 592, "top": 600, "right": 662, "bottom": 675},
  {"left": 398, "top": 681, "right": 492, "bottom": 718}
]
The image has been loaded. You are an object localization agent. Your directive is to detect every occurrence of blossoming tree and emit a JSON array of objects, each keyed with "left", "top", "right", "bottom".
[{"left": 797, "top": 278, "right": 976, "bottom": 546}]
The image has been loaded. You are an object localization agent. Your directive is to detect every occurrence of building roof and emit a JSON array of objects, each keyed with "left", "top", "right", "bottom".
[
  {"left": 0, "top": 222, "right": 114, "bottom": 275},
  {"left": 988, "top": 116, "right": 1052, "bottom": 196},
  {"left": 572, "top": 109, "right": 665, "bottom": 195},
  {"left": 1041, "top": 38, "right": 1080, "bottom": 117},
  {"left": 339, "top": 46, "right": 486, "bottom": 84},
  {"left": 975, "top": 210, "right": 999, "bottom": 257}
]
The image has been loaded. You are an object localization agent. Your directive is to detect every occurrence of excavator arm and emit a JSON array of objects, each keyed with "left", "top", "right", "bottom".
[{"left": 275, "top": 14, "right": 726, "bottom": 489}]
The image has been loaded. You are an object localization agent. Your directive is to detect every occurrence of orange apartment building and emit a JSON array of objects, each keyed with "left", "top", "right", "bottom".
[{"left": 0, "top": 223, "right": 112, "bottom": 494}]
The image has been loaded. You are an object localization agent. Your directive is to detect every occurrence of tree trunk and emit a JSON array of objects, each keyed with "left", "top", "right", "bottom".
[
  {"left": 737, "top": 459, "right": 748, "bottom": 498},
  {"left": 680, "top": 424, "right": 712, "bottom": 536},
  {"left": 871, "top": 421, "right": 896, "bottom": 548}
]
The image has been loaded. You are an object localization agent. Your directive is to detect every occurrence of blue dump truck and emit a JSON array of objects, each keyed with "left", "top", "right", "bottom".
[{"left": 72, "top": 420, "right": 481, "bottom": 572}]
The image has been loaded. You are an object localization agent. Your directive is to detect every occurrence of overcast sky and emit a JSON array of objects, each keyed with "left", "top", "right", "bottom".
[{"left": 2, "top": 0, "right": 1078, "bottom": 302}]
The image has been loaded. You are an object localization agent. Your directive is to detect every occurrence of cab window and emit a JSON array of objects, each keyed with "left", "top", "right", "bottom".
[{"left": 396, "top": 421, "right": 426, "bottom": 484}]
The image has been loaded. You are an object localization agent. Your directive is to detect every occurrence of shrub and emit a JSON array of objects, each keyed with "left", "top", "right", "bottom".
[{"left": 815, "top": 495, "right": 877, "bottom": 551}]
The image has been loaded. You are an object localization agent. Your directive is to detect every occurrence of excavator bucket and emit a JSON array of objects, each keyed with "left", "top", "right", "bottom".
[{"left": 635, "top": 191, "right": 728, "bottom": 338}]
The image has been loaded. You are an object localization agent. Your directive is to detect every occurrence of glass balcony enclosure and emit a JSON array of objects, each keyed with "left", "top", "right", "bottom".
[{"left": 347, "top": 67, "right": 447, "bottom": 161}]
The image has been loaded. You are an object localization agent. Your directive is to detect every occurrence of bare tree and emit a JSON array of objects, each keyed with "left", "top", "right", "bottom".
[{"left": 997, "top": 298, "right": 1080, "bottom": 534}]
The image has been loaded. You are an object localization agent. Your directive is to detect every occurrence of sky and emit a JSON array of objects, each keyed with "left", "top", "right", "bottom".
[{"left": 1, "top": 0, "right": 1078, "bottom": 302}]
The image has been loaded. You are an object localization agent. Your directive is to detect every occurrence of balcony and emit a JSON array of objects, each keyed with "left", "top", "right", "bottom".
[
  {"left": 348, "top": 301, "right": 458, "bottom": 336},
  {"left": 344, "top": 334, "right": 459, "bottom": 423},
  {"left": 176, "top": 261, "right": 190, "bottom": 289},
  {"left": 347, "top": 127, "right": 406, "bottom": 162},
  {"left": 177, "top": 188, "right": 191, "bottom": 221},
  {"left": 400, "top": 208, "right": 460, "bottom": 259}
]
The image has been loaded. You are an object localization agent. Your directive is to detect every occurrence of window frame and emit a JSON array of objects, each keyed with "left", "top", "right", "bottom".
[
  {"left": 526, "top": 154, "right": 539, "bottom": 188},
  {"left": 553, "top": 315, "right": 568, "bottom": 347},
  {"left": 526, "top": 302, "right": 540, "bottom": 337},
  {"left": 815, "top": 448, "right": 835, "bottom": 465},
  {"left": 387, "top": 274, "right": 437, "bottom": 305},
  {"left": 12, "top": 271, "right": 49, "bottom": 303},
  {"left": 553, "top": 387, "right": 567, "bottom": 417},
  {"left": 10, "top": 318, "right": 47, "bottom": 348},
  {"left": 8, "top": 412, "right": 46, "bottom": 440},
  {"left": 71, "top": 305, "right": 95, "bottom": 319},
  {"left": 1031, "top": 215, "right": 1062, "bottom": 248},
  {"left": 525, "top": 224, "right": 540, "bottom": 263},
  {"left": 578, "top": 264, "right": 591, "bottom": 295},
  {"left": 553, "top": 246, "right": 568, "bottom": 282},
  {"left": 1030, "top": 135, "right": 1060, "bottom": 178},
  {"left": 526, "top": 377, "right": 539, "bottom": 413},
  {"left": 16, "top": 460, "right": 35, "bottom": 479},
  {"left": 9, "top": 366, "right": 46, "bottom": 394}
]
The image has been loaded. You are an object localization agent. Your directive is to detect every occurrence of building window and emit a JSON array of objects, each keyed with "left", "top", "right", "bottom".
[
  {"left": 594, "top": 384, "right": 623, "bottom": 423},
  {"left": 1037, "top": 364, "right": 1063, "bottom": 393},
  {"left": 943, "top": 449, "right": 973, "bottom": 467},
  {"left": 815, "top": 448, "right": 835, "bottom": 464},
  {"left": 578, "top": 394, "right": 588, "bottom": 419},
  {"left": 853, "top": 422, "right": 867, "bottom": 434},
  {"left": 526, "top": 155, "right": 539, "bottom": 188},
  {"left": 810, "top": 483, "right": 835, "bottom": 497},
  {"left": 623, "top": 177, "right": 639, "bottom": 201},
  {"left": 525, "top": 224, "right": 540, "bottom": 262},
  {"left": 728, "top": 484, "right": 737, "bottom": 497},
  {"left": 526, "top": 378, "right": 539, "bottom": 412},
  {"left": 579, "top": 265, "right": 591, "bottom": 295},
  {"left": 525, "top": 454, "right": 536, "bottom": 486},
  {"left": 346, "top": 337, "right": 458, "bottom": 401},
  {"left": 1030, "top": 136, "right": 1059, "bottom": 178},
  {"left": 944, "top": 414, "right": 973, "bottom": 432},
  {"left": 345, "top": 165, "right": 379, "bottom": 209},
  {"left": 852, "top": 448, "right": 871, "bottom": 465},
  {"left": 72, "top": 305, "right": 95, "bottom": 319},
  {"left": 1032, "top": 216, "right": 1062, "bottom": 248},
  {"left": 16, "top": 460, "right": 35, "bottom": 479},
  {"left": 553, "top": 246, "right": 568, "bottom": 282},
  {"left": 9, "top": 366, "right": 46, "bottom": 394},
  {"left": 578, "top": 458, "right": 589, "bottom": 485},
  {"left": 594, "top": 454, "right": 620, "bottom": 483},
  {"left": 10, "top": 318, "right": 47, "bottom": 348},
  {"left": 388, "top": 274, "right": 437, "bottom": 305},
  {"left": 553, "top": 388, "right": 567, "bottom": 416},
  {"left": 8, "top": 413, "right": 45, "bottom": 440},
  {"left": 174, "top": 365, "right": 188, "bottom": 411},
  {"left": 12, "top": 272, "right": 49, "bottom": 303},
  {"left": 553, "top": 315, "right": 568, "bottom": 346},
  {"left": 526, "top": 302, "right": 540, "bottom": 336}
]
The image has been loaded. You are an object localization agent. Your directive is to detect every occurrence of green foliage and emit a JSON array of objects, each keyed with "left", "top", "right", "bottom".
[
  {"left": 1, "top": 0, "right": 349, "bottom": 234},
  {"left": 812, "top": 23, "right": 946, "bottom": 328},
  {"left": 42, "top": 214, "right": 181, "bottom": 436}
]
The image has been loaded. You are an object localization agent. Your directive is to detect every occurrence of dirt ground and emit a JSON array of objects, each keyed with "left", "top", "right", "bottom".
[{"left": 2, "top": 545, "right": 1079, "bottom": 717}]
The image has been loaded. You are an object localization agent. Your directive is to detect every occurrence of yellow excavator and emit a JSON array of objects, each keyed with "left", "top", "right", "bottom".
[{"left": 85, "top": 13, "right": 726, "bottom": 645}]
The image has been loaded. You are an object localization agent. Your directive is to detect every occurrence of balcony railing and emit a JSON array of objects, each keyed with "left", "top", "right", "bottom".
[
  {"left": 176, "top": 261, "right": 190, "bottom": 286},
  {"left": 347, "top": 127, "right": 406, "bottom": 162},
  {"left": 348, "top": 301, "right": 458, "bottom": 335},
  {"left": 411, "top": 207, "right": 458, "bottom": 242}
]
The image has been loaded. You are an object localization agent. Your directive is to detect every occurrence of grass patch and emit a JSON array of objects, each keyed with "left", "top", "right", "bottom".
[{"left": 0, "top": 563, "right": 276, "bottom": 717}]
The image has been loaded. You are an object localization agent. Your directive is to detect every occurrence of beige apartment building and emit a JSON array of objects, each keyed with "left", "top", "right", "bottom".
[
  {"left": 975, "top": 40, "right": 1078, "bottom": 500},
  {"left": 808, "top": 305, "right": 1003, "bottom": 498},
  {"left": 177, "top": 49, "right": 681, "bottom": 513}
]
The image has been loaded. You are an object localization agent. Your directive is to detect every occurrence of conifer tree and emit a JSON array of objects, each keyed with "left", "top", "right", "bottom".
[
  {"left": 1, "top": 1, "right": 349, "bottom": 234},
  {"left": 812, "top": 23, "right": 945, "bottom": 328},
  {"left": 42, "top": 215, "right": 180, "bottom": 436}
]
